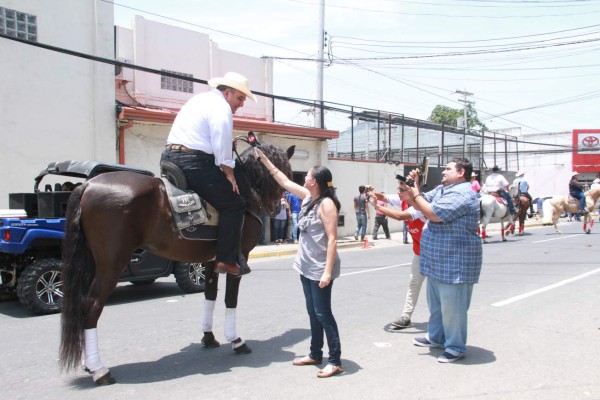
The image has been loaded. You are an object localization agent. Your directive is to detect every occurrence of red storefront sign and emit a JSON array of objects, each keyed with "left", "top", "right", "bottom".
[{"left": 572, "top": 129, "right": 600, "bottom": 173}]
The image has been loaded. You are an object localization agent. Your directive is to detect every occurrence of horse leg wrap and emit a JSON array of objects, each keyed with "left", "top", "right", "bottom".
[
  {"left": 224, "top": 308, "right": 237, "bottom": 342},
  {"left": 232, "top": 337, "right": 252, "bottom": 354},
  {"left": 201, "top": 300, "right": 216, "bottom": 332},
  {"left": 84, "top": 328, "right": 105, "bottom": 373}
]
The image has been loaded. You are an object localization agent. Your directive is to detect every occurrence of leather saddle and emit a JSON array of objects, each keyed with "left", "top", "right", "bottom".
[
  {"left": 160, "top": 160, "right": 218, "bottom": 240},
  {"left": 490, "top": 192, "right": 508, "bottom": 206}
]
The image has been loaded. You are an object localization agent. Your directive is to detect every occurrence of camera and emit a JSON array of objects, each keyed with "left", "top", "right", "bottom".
[
  {"left": 395, "top": 174, "right": 415, "bottom": 187},
  {"left": 395, "top": 156, "right": 429, "bottom": 188}
]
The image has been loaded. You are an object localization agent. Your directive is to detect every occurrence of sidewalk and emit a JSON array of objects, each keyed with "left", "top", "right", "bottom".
[{"left": 249, "top": 216, "right": 551, "bottom": 260}]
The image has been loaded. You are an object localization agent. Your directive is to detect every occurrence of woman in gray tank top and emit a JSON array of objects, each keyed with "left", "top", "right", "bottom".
[{"left": 256, "top": 148, "right": 344, "bottom": 379}]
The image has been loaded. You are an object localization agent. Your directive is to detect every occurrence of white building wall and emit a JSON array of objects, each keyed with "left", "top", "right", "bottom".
[
  {"left": 517, "top": 132, "right": 572, "bottom": 197},
  {"left": 117, "top": 16, "right": 271, "bottom": 118},
  {"left": 0, "top": 0, "right": 115, "bottom": 208},
  {"left": 116, "top": 16, "right": 274, "bottom": 177}
]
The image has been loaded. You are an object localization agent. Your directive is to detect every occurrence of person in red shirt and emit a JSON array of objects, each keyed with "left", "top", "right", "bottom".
[{"left": 368, "top": 184, "right": 427, "bottom": 329}]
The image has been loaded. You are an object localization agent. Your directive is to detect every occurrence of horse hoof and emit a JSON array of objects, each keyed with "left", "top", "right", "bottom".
[
  {"left": 201, "top": 332, "right": 221, "bottom": 348},
  {"left": 234, "top": 343, "right": 252, "bottom": 354},
  {"left": 94, "top": 372, "right": 116, "bottom": 386}
]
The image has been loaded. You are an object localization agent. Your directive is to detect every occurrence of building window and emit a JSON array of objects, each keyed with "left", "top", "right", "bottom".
[
  {"left": 0, "top": 7, "right": 37, "bottom": 42},
  {"left": 161, "top": 70, "right": 193, "bottom": 93}
]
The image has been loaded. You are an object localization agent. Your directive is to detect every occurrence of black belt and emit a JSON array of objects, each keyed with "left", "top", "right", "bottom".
[{"left": 165, "top": 144, "right": 209, "bottom": 155}]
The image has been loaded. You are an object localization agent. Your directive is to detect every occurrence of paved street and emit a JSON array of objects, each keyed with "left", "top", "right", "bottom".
[{"left": 1, "top": 221, "right": 599, "bottom": 399}]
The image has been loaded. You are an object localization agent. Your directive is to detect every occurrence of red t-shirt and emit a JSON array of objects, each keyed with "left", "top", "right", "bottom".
[{"left": 402, "top": 201, "right": 425, "bottom": 256}]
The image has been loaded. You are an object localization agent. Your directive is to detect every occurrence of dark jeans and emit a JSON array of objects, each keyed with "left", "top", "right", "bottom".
[
  {"left": 259, "top": 213, "right": 269, "bottom": 244},
  {"left": 498, "top": 189, "right": 515, "bottom": 213},
  {"left": 372, "top": 215, "right": 390, "bottom": 239},
  {"left": 570, "top": 191, "right": 586, "bottom": 211},
  {"left": 273, "top": 218, "right": 286, "bottom": 241},
  {"left": 161, "top": 149, "right": 245, "bottom": 264},
  {"left": 300, "top": 274, "right": 341, "bottom": 366}
]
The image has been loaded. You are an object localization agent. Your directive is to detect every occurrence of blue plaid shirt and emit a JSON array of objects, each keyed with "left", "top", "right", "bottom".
[{"left": 420, "top": 181, "right": 482, "bottom": 284}]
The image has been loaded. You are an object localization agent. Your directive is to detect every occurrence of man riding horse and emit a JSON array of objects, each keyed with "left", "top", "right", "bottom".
[
  {"left": 512, "top": 170, "right": 534, "bottom": 218},
  {"left": 162, "top": 72, "right": 256, "bottom": 276},
  {"left": 484, "top": 165, "right": 516, "bottom": 218},
  {"left": 569, "top": 171, "right": 587, "bottom": 216}
]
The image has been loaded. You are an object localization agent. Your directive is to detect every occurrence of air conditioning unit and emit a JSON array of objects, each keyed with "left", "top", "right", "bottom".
[{"left": 115, "top": 58, "right": 134, "bottom": 82}]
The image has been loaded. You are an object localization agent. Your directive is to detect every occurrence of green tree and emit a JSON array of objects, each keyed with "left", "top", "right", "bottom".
[{"left": 429, "top": 104, "right": 487, "bottom": 131}]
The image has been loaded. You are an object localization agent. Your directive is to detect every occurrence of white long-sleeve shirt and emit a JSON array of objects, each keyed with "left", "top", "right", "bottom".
[{"left": 167, "top": 89, "right": 235, "bottom": 169}]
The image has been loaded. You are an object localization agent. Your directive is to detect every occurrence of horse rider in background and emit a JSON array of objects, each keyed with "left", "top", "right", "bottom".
[
  {"left": 512, "top": 170, "right": 535, "bottom": 218},
  {"left": 569, "top": 171, "right": 587, "bottom": 216},
  {"left": 484, "top": 165, "right": 516, "bottom": 217}
]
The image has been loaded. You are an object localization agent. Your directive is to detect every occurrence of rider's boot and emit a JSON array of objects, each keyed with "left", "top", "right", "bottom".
[
  {"left": 237, "top": 252, "right": 251, "bottom": 275},
  {"left": 215, "top": 261, "right": 241, "bottom": 276}
]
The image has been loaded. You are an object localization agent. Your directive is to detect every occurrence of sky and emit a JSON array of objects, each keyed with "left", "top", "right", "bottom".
[{"left": 111, "top": 0, "right": 600, "bottom": 136}]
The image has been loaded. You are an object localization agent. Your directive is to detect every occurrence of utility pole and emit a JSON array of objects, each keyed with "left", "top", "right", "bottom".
[
  {"left": 315, "top": 0, "right": 325, "bottom": 129},
  {"left": 456, "top": 89, "right": 473, "bottom": 156}
]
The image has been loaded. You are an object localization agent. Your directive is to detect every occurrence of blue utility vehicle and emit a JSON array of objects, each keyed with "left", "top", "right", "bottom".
[{"left": 0, "top": 161, "right": 205, "bottom": 315}]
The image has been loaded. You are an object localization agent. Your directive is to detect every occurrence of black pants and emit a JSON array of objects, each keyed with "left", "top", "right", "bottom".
[
  {"left": 372, "top": 215, "right": 390, "bottom": 239},
  {"left": 161, "top": 149, "right": 245, "bottom": 264},
  {"left": 520, "top": 191, "right": 534, "bottom": 214}
]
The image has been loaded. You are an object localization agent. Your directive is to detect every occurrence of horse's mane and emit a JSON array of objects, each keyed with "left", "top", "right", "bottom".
[{"left": 235, "top": 144, "right": 292, "bottom": 215}]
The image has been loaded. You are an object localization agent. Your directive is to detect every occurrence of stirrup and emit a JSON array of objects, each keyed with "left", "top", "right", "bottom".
[{"left": 237, "top": 252, "right": 251, "bottom": 275}]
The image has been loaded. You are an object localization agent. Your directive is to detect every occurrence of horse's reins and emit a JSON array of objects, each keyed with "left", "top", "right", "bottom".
[{"left": 232, "top": 133, "right": 267, "bottom": 227}]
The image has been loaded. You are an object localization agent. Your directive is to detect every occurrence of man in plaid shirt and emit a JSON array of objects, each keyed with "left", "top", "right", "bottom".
[{"left": 404, "top": 157, "right": 482, "bottom": 363}]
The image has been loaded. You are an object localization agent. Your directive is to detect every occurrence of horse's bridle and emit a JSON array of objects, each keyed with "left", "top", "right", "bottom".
[{"left": 233, "top": 133, "right": 267, "bottom": 225}]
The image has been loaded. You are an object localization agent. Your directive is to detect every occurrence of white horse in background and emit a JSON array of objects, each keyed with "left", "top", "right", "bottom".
[
  {"left": 479, "top": 194, "right": 515, "bottom": 243},
  {"left": 542, "top": 186, "right": 600, "bottom": 234}
]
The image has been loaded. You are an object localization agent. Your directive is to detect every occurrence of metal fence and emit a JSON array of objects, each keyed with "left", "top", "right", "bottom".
[{"left": 272, "top": 98, "right": 531, "bottom": 172}]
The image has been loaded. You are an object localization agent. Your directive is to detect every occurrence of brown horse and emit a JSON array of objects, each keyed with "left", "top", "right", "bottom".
[
  {"left": 514, "top": 194, "right": 531, "bottom": 236},
  {"left": 59, "top": 143, "right": 293, "bottom": 385},
  {"left": 542, "top": 186, "right": 600, "bottom": 234}
]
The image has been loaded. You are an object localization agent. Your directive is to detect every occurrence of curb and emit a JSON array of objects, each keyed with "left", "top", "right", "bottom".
[
  {"left": 249, "top": 240, "right": 364, "bottom": 260},
  {"left": 248, "top": 218, "right": 557, "bottom": 261}
]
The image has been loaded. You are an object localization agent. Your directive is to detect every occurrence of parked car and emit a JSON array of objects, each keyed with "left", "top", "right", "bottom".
[{"left": 0, "top": 161, "right": 205, "bottom": 315}]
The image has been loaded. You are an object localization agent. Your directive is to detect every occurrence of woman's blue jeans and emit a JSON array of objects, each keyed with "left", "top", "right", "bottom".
[{"left": 300, "top": 275, "right": 342, "bottom": 366}]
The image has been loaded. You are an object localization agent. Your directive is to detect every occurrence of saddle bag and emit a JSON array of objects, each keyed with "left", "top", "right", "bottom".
[{"left": 160, "top": 178, "right": 209, "bottom": 230}]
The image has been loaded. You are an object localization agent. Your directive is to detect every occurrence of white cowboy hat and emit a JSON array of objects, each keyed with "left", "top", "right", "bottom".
[
  {"left": 516, "top": 170, "right": 525, "bottom": 177},
  {"left": 571, "top": 171, "right": 580, "bottom": 177},
  {"left": 471, "top": 172, "right": 477, "bottom": 177},
  {"left": 208, "top": 72, "right": 257, "bottom": 102}
]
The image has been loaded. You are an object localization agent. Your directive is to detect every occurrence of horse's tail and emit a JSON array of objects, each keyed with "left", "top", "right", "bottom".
[{"left": 59, "top": 183, "right": 96, "bottom": 372}]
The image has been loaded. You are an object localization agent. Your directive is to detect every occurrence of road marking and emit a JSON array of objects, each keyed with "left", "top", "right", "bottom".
[
  {"left": 341, "top": 263, "right": 410, "bottom": 277},
  {"left": 532, "top": 234, "right": 583, "bottom": 243},
  {"left": 492, "top": 267, "right": 600, "bottom": 307}
]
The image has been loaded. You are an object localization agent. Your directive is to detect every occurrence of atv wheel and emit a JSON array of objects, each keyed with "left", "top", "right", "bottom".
[
  {"left": 17, "top": 258, "right": 63, "bottom": 315},
  {"left": 174, "top": 262, "right": 205, "bottom": 293}
]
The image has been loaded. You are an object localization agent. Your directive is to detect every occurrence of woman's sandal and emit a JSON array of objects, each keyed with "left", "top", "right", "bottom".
[
  {"left": 292, "top": 355, "right": 321, "bottom": 366},
  {"left": 317, "top": 364, "right": 344, "bottom": 378}
]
